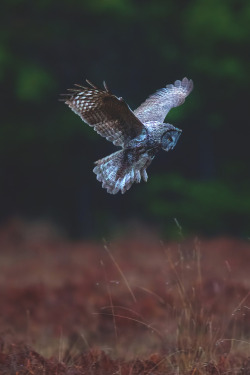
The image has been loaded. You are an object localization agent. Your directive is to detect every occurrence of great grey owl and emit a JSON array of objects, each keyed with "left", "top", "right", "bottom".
[{"left": 62, "top": 77, "right": 193, "bottom": 194}]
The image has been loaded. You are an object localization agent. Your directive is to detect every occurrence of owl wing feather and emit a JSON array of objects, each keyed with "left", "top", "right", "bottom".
[
  {"left": 134, "top": 77, "right": 193, "bottom": 123},
  {"left": 63, "top": 81, "right": 144, "bottom": 147}
]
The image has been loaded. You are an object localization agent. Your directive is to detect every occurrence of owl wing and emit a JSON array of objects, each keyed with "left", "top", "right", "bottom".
[
  {"left": 134, "top": 77, "right": 193, "bottom": 123},
  {"left": 62, "top": 80, "right": 144, "bottom": 147}
]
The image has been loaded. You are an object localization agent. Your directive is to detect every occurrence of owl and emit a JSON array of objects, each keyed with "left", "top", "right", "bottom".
[{"left": 62, "top": 77, "right": 193, "bottom": 194}]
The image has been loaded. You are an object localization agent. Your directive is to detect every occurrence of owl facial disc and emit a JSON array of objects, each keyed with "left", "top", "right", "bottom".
[{"left": 161, "top": 128, "right": 182, "bottom": 152}]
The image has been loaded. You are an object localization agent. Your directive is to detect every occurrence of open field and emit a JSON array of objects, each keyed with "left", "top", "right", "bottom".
[{"left": 0, "top": 219, "right": 250, "bottom": 374}]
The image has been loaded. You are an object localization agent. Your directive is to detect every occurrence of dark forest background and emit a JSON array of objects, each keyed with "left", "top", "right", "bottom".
[{"left": 0, "top": 0, "right": 249, "bottom": 238}]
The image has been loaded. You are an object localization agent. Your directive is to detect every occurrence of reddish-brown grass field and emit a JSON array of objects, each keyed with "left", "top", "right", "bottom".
[{"left": 0, "top": 219, "right": 250, "bottom": 374}]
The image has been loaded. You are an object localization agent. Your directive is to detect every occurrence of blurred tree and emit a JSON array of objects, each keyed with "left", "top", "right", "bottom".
[{"left": 0, "top": 0, "right": 249, "bottom": 237}]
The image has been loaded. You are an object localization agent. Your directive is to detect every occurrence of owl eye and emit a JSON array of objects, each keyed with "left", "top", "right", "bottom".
[{"left": 168, "top": 135, "right": 173, "bottom": 143}]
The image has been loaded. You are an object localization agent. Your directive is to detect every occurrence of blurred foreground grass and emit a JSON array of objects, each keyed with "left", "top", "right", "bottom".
[{"left": 0, "top": 219, "right": 250, "bottom": 373}]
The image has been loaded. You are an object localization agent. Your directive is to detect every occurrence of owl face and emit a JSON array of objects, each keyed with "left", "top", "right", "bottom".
[{"left": 161, "top": 127, "right": 182, "bottom": 151}]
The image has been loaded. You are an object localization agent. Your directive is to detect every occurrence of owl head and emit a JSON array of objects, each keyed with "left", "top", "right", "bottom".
[{"left": 161, "top": 124, "right": 182, "bottom": 152}]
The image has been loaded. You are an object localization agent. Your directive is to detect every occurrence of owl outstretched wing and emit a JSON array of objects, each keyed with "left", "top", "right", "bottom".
[
  {"left": 62, "top": 80, "right": 144, "bottom": 147},
  {"left": 134, "top": 77, "right": 193, "bottom": 123}
]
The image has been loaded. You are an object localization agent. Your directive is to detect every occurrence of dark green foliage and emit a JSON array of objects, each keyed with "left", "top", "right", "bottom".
[
  {"left": 0, "top": 0, "right": 249, "bottom": 236},
  {"left": 143, "top": 174, "right": 250, "bottom": 236}
]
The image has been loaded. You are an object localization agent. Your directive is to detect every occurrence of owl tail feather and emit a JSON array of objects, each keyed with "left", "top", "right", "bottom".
[{"left": 93, "top": 149, "right": 148, "bottom": 194}]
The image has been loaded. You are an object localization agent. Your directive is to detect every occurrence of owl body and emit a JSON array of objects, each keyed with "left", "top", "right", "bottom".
[{"left": 63, "top": 77, "right": 193, "bottom": 194}]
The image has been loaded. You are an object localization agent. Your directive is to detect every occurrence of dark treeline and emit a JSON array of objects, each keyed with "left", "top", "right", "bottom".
[{"left": 0, "top": 0, "right": 249, "bottom": 238}]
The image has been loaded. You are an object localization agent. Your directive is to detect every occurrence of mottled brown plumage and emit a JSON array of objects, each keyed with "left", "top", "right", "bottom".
[
  {"left": 64, "top": 81, "right": 143, "bottom": 147},
  {"left": 62, "top": 77, "right": 193, "bottom": 194}
]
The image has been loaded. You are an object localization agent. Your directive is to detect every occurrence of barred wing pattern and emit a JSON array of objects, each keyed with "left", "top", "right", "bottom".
[
  {"left": 134, "top": 77, "right": 193, "bottom": 123},
  {"left": 64, "top": 81, "right": 144, "bottom": 147}
]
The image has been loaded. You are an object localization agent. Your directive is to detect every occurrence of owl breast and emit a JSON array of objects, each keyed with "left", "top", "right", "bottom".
[
  {"left": 143, "top": 121, "right": 165, "bottom": 147},
  {"left": 125, "top": 127, "right": 148, "bottom": 148}
]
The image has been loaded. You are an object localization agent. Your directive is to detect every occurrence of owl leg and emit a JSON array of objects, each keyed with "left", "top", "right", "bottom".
[
  {"left": 140, "top": 155, "right": 154, "bottom": 182},
  {"left": 141, "top": 169, "right": 148, "bottom": 182},
  {"left": 134, "top": 170, "right": 141, "bottom": 183}
]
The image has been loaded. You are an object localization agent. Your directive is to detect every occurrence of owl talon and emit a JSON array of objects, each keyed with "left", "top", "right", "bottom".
[
  {"left": 135, "top": 170, "right": 141, "bottom": 183},
  {"left": 141, "top": 169, "right": 148, "bottom": 182}
]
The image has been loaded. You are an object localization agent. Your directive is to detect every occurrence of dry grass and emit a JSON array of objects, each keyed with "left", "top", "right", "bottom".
[{"left": 0, "top": 219, "right": 250, "bottom": 374}]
